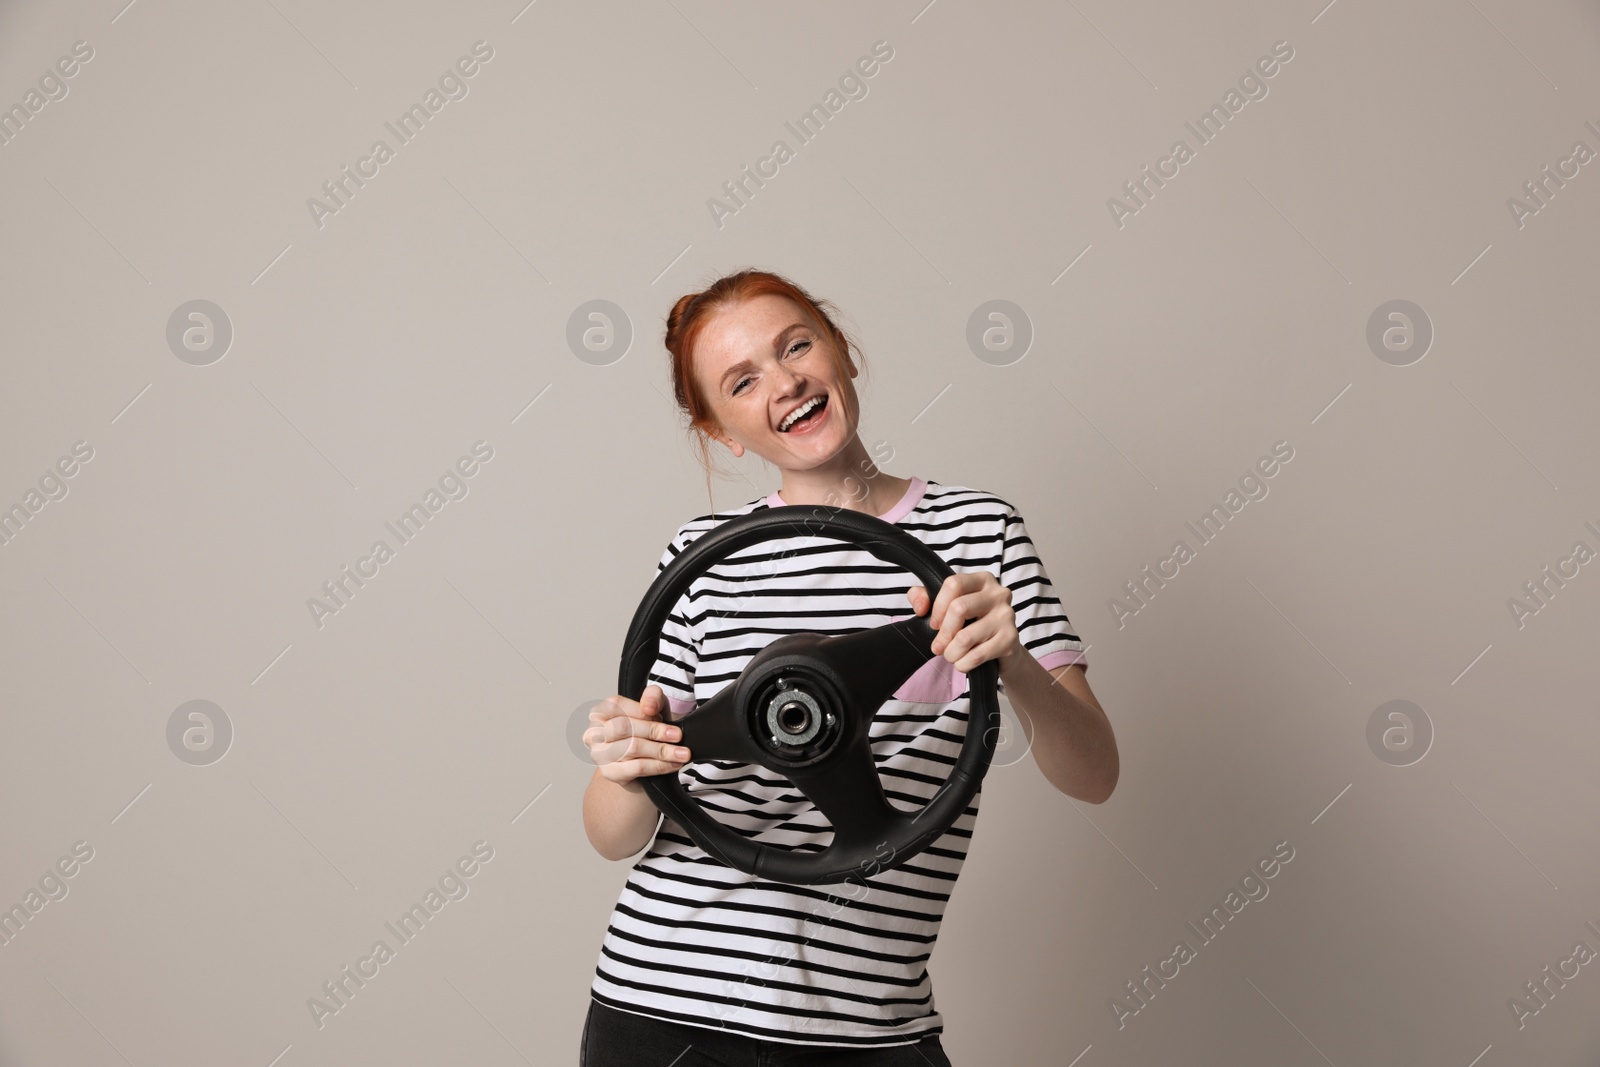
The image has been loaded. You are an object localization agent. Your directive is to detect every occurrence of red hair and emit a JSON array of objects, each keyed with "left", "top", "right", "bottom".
[{"left": 664, "top": 269, "right": 868, "bottom": 508}]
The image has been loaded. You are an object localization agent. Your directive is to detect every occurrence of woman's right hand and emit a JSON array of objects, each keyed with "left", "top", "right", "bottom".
[{"left": 584, "top": 684, "right": 692, "bottom": 786}]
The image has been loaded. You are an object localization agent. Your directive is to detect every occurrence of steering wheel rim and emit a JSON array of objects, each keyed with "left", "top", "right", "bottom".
[{"left": 617, "top": 504, "right": 1002, "bottom": 886}]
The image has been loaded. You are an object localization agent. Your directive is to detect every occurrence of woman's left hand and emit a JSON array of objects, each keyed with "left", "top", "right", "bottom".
[{"left": 906, "top": 572, "right": 1024, "bottom": 674}]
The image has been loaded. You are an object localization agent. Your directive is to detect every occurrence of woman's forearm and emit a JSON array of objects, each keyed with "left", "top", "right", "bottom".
[
  {"left": 998, "top": 649, "right": 1118, "bottom": 803},
  {"left": 583, "top": 770, "right": 665, "bottom": 860}
]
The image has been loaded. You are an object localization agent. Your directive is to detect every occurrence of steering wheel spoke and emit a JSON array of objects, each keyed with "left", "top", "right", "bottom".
[
  {"left": 812, "top": 615, "right": 939, "bottom": 721},
  {"left": 672, "top": 686, "right": 767, "bottom": 765},
  {"left": 785, "top": 742, "right": 904, "bottom": 854}
]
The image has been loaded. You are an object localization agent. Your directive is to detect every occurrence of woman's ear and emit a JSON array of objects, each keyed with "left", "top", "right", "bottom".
[{"left": 707, "top": 426, "right": 744, "bottom": 459}]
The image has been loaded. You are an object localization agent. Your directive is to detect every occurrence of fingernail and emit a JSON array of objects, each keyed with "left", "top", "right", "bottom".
[{"left": 674, "top": 747, "right": 690, "bottom": 760}]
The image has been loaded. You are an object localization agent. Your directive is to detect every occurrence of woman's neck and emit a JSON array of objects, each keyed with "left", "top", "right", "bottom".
[{"left": 774, "top": 436, "right": 909, "bottom": 516}]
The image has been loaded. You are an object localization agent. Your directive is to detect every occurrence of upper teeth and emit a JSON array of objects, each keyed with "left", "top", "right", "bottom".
[{"left": 780, "top": 396, "right": 823, "bottom": 431}]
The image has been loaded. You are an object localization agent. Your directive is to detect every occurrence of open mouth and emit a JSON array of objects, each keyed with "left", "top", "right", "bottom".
[{"left": 778, "top": 395, "right": 829, "bottom": 433}]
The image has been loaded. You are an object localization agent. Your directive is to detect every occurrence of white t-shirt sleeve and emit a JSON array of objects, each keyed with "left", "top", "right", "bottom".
[
  {"left": 999, "top": 505, "right": 1088, "bottom": 681},
  {"left": 645, "top": 525, "right": 699, "bottom": 719}
]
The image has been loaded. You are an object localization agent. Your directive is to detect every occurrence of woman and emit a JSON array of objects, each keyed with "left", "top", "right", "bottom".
[{"left": 580, "top": 269, "right": 1118, "bottom": 1065}]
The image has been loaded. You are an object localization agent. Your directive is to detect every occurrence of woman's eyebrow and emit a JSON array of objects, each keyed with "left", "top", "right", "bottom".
[
  {"left": 719, "top": 358, "right": 754, "bottom": 390},
  {"left": 771, "top": 323, "right": 808, "bottom": 351}
]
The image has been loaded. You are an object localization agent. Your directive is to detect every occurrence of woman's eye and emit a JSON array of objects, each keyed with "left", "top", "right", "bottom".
[{"left": 732, "top": 341, "right": 807, "bottom": 395}]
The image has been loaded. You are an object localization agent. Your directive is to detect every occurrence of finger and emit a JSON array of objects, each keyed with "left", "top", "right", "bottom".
[
  {"left": 625, "top": 695, "right": 683, "bottom": 742},
  {"left": 935, "top": 576, "right": 1007, "bottom": 653},
  {"left": 949, "top": 599, "right": 1017, "bottom": 665},
  {"left": 961, "top": 615, "right": 1022, "bottom": 672},
  {"left": 622, "top": 712, "right": 683, "bottom": 743},
  {"left": 929, "top": 573, "right": 977, "bottom": 629},
  {"left": 602, "top": 687, "right": 665, "bottom": 725},
  {"left": 587, "top": 719, "right": 632, "bottom": 756},
  {"left": 603, "top": 733, "right": 642, "bottom": 762},
  {"left": 589, "top": 734, "right": 632, "bottom": 767},
  {"left": 942, "top": 613, "right": 993, "bottom": 665},
  {"left": 956, "top": 631, "right": 1014, "bottom": 674},
  {"left": 928, "top": 575, "right": 955, "bottom": 627},
  {"left": 621, "top": 734, "right": 690, "bottom": 764},
  {"left": 585, "top": 721, "right": 679, "bottom": 762},
  {"left": 608, "top": 693, "right": 650, "bottom": 722},
  {"left": 906, "top": 584, "right": 930, "bottom": 616},
  {"left": 932, "top": 592, "right": 977, "bottom": 655},
  {"left": 603, "top": 755, "right": 688, "bottom": 784}
]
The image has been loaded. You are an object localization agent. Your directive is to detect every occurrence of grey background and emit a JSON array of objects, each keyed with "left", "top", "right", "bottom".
[{"left": 2, "top": 0, "right": 1598, "bottom": 1064}]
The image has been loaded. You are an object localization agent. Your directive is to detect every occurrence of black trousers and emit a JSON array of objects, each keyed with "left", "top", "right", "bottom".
[{"left": 580, "top": 998, "right": 955, "bottom": 1067}]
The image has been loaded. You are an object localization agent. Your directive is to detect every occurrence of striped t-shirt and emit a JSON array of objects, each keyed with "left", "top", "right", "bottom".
[{"left": 590, "top": 476, "right": 1087, "bottom": 1047}]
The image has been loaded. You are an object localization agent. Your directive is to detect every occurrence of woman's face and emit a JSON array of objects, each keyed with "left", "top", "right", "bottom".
[{"left": 692, "top": 294, "right": 858, "bottom": 467}]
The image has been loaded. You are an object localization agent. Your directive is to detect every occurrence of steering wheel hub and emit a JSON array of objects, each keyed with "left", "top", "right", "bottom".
[{"left": 766, "top": 681, "right": 826, "bottom": 748}]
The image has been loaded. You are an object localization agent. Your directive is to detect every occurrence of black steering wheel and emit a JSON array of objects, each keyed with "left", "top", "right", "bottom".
[{"left": 616, "top": 504, "right": 1003, "bottom": 887}]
